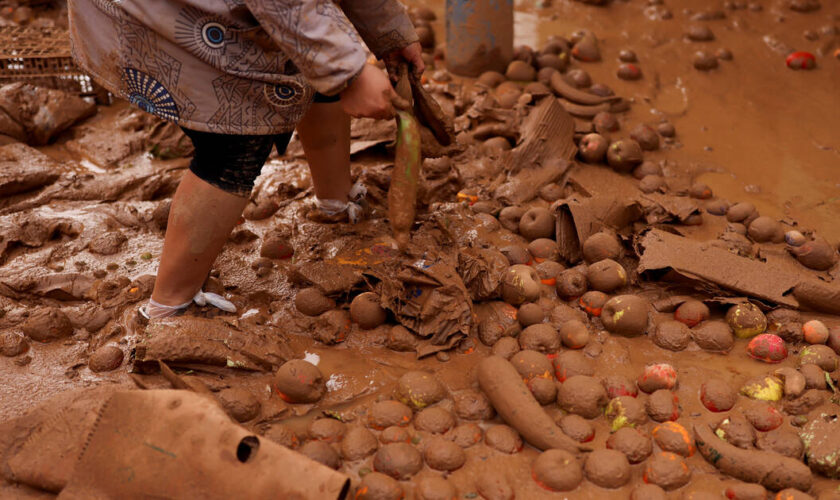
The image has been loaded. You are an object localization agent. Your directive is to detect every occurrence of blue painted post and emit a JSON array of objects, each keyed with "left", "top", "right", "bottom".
[{"left": 446, "top": 0, "right": 514, "bottom": 77}]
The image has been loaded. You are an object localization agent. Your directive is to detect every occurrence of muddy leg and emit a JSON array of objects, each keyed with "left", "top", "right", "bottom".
[
  {"left": 296, "top": 101, "right": 352, "bottom": 202},
  {"left": 150, "top": 171, "right": 248, "bottom": 307}
]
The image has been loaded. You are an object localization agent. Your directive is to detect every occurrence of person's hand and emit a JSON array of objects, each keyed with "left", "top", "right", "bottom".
[
  {"left": 384, "top": 41, "right": 425, "bottom": 82},
  {"left": 340, "top": 64, "right": 404, "bottom": 119}
]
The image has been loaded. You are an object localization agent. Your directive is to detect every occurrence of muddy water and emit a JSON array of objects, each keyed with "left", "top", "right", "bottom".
[{"left": 440, "top": 0, "right": 840, "bottom": 242}]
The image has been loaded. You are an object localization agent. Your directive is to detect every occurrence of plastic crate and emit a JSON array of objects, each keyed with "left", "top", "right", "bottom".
[{"left": 0, "top": 25, "right": 107, "bottom": 101}]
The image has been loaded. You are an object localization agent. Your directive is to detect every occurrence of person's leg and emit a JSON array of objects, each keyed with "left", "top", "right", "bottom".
[
  {"left": 147, "top": 129, "right": 275, "bottom": 317},
  {"left": 150, "top": 170, "right": 249, "bottom": 307},
  {"left": 295, "top": 96, "right": 352, "bottom": 202}
]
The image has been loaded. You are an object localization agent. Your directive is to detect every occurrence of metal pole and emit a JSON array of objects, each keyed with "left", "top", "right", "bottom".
[{"left": 445, "top": 0, "right": 514, "bottom": 77}]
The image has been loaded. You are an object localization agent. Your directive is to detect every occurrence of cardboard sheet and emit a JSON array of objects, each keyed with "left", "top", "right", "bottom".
[
  {"left": 637, "top": 229, "right": 801, "bottom": 307},
  {"left": 492, "top": 98, "right": 576, "bottom": 205}
]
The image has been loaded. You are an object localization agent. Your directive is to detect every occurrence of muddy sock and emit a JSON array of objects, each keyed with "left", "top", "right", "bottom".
[
  {"left": 315, "top": 181, "right": 367, "bottom": 223},
  {"left": 141, "top": 298, "right": 192, "bottom": 320}
]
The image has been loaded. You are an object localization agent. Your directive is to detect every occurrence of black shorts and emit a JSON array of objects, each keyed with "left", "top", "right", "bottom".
[{"left": 183, "top": 92, "right": 339, "bottom": 197}]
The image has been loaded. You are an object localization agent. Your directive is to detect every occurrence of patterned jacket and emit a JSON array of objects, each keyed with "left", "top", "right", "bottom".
[{"left": 68, "top": 0, "right": 417, "bottom": 134}]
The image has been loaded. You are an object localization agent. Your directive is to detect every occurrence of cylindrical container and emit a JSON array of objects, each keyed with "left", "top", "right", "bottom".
[{"left": 446, "top": 0, "right": 514, "bottom": 77}]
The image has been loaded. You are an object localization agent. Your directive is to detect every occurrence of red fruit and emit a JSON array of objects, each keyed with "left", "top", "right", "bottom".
[
  {"left": 617, "top": 63, "right": 641, "bottom": 80},
  {"left": 674, "top": 299, "right": 710, "bottom": 327},
  {"left": 746, "top": 334, "right": 788, "bottom": 363},
  {"left": 786, "top": 51, "right": 816, "bottom": 70},
  {"left": 802, "top": 320, "right": 829, "bottom": 344},
  {"left": 700, "top": 382, "right": 736, "bottom": 413},
  {"left": 666, "top": 394, "right": 681, "bottom": 421},
  {"left": 579, "top": 291, "right": 608, "bottom": 317},
  {"left": 746, "top": 405, "right": 783, "bottom": 432},
  {"left": 637, "top": 363, "right": 677, "bottom": 393},
  {"left": 603, "top": 376, "right": 638, "bottom": 399}
]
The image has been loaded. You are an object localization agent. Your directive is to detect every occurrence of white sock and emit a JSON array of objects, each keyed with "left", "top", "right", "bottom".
[
  {"left": 314, "top": 181, "right": 367, "bottom": 223},
  {"left": 140, "top": 290, "right": 237, "bottom": 319},
  {"left": 140, "top": 298, "right": 192, "bottom": 319}
]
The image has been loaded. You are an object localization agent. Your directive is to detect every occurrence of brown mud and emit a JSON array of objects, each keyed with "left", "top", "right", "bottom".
[{"left": 0, "top": 0, "right": 839, "bottom": 499}]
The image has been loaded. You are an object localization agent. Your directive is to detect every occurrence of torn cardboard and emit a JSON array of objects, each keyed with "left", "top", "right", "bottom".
[
  {"left": 371, "top": 259, "right": 473, "bottom": 346},
  {"left": 492, "top": 98, "right": 577, "bottom": 205},
  {"left": 635, "top": 229, "right": 840, "bottom": 311},
  {"left": 554, "top": 194, "right": 643, "bottom": 263},
  {"left": 638, "top": 192, "right": 702, "bottom": 224},
  {"left": 457, "top": 247, "right": 507, "bottom": 301}
]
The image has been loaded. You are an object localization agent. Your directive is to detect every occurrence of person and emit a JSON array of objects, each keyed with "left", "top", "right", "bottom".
[{"left": 67, "top": 0, "right": 424, "bottom": 318}]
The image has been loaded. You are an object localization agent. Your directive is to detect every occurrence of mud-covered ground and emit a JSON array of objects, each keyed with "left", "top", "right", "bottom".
[{"left": 0, "top": 0, "right": 839, "bottom": 499}]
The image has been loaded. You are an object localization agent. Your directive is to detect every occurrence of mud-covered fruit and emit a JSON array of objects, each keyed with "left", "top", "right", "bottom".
[
  {"left": 559, "top": 320, "right": 590, "bottom": 349},
  {"left": 527, "top": 238, "right": 558, "bottom": 263},
  {"left": 518, "top": 207, "right": 555, "bottom": 240},
  {"left": 517, "top": 303, "right": 544, "bottom": 327},
  {"left": 587, "top": 259, "right": 627, "bottom": 293},
  {"left": 273, "top": 359, "right": 326, "bottom": 403},
  {"left": 726, "top": 202, "right": 757, "bottom": 223},
  {"left": 802, "top": 320, "right": 829, "bottom": 344},
  {"left": 748, "top": 216, "right": 784, "bottom": 243},
  {"left": 630, "top": 124, "right": 659, "bottom": 151},
  {"left": 593, "top": 112, "right": 619, "bottom": 133},
  {"left": 88, "top": 345, "right": 124, "bottom": 372},
  {"left": 602, "top": 295, "right": 649, "bottom": 337},
  {"left": 579, "top": 291, "right": 608, "bottom": 317},
  {"left": 788, "top": 237, "right": 838, "bottom": 270},
  {"left": 477, "top": 71, "right": 506, "bottom": 88},
  {"left": 350, "top": 292, "right": 387, "bottom": 330},
  {"left": 637, "top": 363, "right": 677, "bottom": 393},
  {"left": 578, "top": 133, "right": 609, "bottom": 163},
  {"left": 506, "top": 60, "right": 536, "bottom": 81},
  {"left": 639, "top": 175, "right": 665, "bottom": 194},
  {"left": 295, "top": 288, "right": 335, "bottom": 317},
  {"left": 582, "top": 231, "right": 621, "bottom": 263},
  {"left": 700, "top": 378, "right": 737, "bottom": 412},
  {"left": 556, "top": 269, "right": 588, "bottom": 300},
  {"left": 651, "top": 421, "right": 694, "bottom": 457},
  {"left": 674, "top": 299, "right": 709, "bottom": 327},
  {"left": 746, "top": 334, "right": 788, "bottom": 363},
  {"left": 498, "top": 206, "right": 526, "bottom": 232},
  {"left": 501, "top": 265, "right": 542, "bottom": 306},
  {"left": 726, "top": 302, "right": 767, "bottom": 339},
  {"left": 394, "top": 371, "right": 445, "bottom": 410},
  {"left": 693, "top": 51, "right": 718, "bottom": 70},
  {"left": 532, "top": 449, "right": 583, "bottom": 492},
  {"left": 740, "top": 375, "right": 783, "bottom": 402},
  {"left": 607, "top": 139, "right": 644, "bottom": 172},
  {"left": 651, "top": 321, "right": 691, "bottom": 352},
  {"left": 617, "top": 63, "right": 642, "bottom": 81}
]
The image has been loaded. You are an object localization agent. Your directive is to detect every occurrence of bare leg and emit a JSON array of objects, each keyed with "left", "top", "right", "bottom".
[
  {"left": 150, "top": 171, "right": 248, "bottom": 306},
  {"left": 296, "top": 101, "right": 352, "bottom": 201}
]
